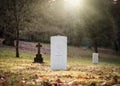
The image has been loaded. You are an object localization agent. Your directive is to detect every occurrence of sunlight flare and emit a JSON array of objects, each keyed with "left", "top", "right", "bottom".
[{"left": 64, "top": 0, "right": 83, "bottom": 9}]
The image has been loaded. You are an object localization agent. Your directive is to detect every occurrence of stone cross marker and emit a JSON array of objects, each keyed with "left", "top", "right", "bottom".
[
  {"left": 36, "top": 43, "right": 42, "bottom": 55},
  {"left": 50, "top": 36, "right": 67, "bottom": 70},
  {"left": 34, "top": 42, "right": 43, "bottom": 63}
]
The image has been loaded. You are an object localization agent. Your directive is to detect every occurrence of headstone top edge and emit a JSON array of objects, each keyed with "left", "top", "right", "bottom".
[{"left": 51, "top": 35, "right": 67, "bottom": 38}]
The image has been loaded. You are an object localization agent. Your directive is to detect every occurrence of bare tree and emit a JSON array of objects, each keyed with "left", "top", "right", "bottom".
[{"left": 2, "top": 0, "right": 34, "bottom": 57}]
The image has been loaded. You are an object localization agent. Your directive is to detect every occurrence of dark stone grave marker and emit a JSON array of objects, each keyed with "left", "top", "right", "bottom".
[{"left": 34, "top": 43, "right": 43, "bottom": 63}]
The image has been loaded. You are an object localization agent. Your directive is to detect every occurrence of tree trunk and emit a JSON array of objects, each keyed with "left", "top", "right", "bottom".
[
  {"left": 16, "top": 27, "right": 19, "bottom": 57},
  {"left": 93, "top": 40, "right": 98, "bottom": 53},
  {"left": 13, "top": 0, "right": 19, "bottom": 58}
]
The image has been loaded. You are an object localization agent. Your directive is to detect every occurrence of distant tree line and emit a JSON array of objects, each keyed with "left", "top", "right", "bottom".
[{"left": 0, "top": 0, "right": 120, "bottom": 57}]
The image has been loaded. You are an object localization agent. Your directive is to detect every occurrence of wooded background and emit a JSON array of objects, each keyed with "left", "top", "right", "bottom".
[{"left": 0, "top": 0, "right": 120, "bottom": 51}]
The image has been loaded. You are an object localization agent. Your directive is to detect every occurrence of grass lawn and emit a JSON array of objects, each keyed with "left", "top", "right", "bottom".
[{"left": 0, "top": 46, "right": 120, "bottom": 86}]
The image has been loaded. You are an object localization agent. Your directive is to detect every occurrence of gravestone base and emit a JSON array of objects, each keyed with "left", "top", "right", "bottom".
[
  {"left": 34, "top": 54, "right": 43, "bottom": 63},
  {"left": 92, "top": 53, "right": 99, "bottom": 64}
]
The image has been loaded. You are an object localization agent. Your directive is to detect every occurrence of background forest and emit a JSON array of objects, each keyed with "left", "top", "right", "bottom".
[{"left": 0, "top": 0, "right": 120, "bottom": 51}]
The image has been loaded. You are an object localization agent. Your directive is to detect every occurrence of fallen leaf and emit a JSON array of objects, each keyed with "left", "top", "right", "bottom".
[
  {"left": 18, "top": 81, "right": 24, "bottom": 86},
  {"left": 42, "top": 76, "right": 48, "bottom": 81},
  {"left": 3, "top": 81, "right": 8, "bottom": 86}
]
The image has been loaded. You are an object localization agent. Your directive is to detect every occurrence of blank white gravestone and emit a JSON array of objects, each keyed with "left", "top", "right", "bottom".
[
  {"left": 50, "top": 36, "right": 67, "bottom": 70},
  {"left": 92, "top": 53, "right": 99, "bottom": 64}
]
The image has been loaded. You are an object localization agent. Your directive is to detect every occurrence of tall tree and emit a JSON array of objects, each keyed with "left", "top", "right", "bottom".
[
  {"left": 2, "top": 0, "right": 34, "bottom": 57},
  {"left": 82, "top": 0, "right": 114, "bottom": 52},
  {"left": 110, "top": 0, "right": 120, "bottom": 51}
]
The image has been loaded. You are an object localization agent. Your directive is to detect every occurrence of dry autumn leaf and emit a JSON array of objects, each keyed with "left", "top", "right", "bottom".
[{"left": 3, "top": 81, "right": 8, "bottom": 86}]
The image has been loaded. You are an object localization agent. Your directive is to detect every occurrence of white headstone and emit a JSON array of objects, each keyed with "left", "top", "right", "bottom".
[
  {"left": 50, "top": 36, "right": 67, "bottom": 70},
  {"left": 92, "top": 53, "right": 99, "bottom": 64}
]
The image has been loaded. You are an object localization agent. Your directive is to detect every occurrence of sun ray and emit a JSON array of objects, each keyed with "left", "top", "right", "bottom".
[{"left": 64, "top": 0, "right": 83, "bottom": 9}]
